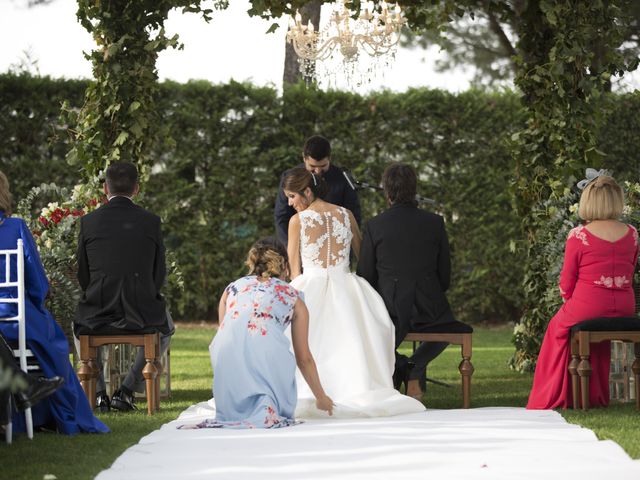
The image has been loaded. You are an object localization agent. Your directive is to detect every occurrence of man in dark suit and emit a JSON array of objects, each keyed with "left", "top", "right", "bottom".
[
  {"left": 356, "top": 163, "right": 471, "bottom": 399},
  {"left": 274, "top": 135, "right": 361, "bottom": 246},
  {"left": 74, "top": 161, "right": 173, "bottom": 412},
  {"left": 0, "top": 333, "right": 63, "bottom": 422}
]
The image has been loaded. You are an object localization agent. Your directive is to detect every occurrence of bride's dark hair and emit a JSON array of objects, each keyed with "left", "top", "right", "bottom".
[
  {"left": 282, "top": 166, "right": 328, "bottom": 200},
  {"left": 246, "top": 237, "right": 289, "bottom": 279}
]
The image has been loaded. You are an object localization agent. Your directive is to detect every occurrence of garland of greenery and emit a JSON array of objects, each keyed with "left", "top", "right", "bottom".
[{"left": 65, "top": 1, "right": 225, "bottom": 185}]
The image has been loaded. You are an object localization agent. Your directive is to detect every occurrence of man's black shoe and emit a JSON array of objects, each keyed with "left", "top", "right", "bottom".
[
  {"left": 15, "top": 376, "right": 64, "bottom": 411},
  {"left": 111, "top": 388, "right": 137, "bottom": 412},
  {"left": 96, "top": 390, "right": 111, "bottom": 413}
]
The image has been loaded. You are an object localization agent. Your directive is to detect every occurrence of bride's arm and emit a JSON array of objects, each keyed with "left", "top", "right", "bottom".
[
  {"left": 291, "top": 298, "right": 333, "bottom": 415},
  {"left": 348, "top": 210, "right": 362, "bottom": 260},
  {"left": 287, "top": 214, "right": 302, "bottom": 279}
]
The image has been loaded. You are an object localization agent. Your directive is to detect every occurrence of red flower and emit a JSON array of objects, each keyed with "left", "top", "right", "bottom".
[
  {"left": 38, "top": 217, "right": 49, "bottom": 227},
  {"left": 88, "top": 198, "right": 98, "bottom": 207}
]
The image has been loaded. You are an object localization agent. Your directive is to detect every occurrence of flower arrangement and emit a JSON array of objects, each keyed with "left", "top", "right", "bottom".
[{"left": 17, "top": 182, "right": 103, "bottom": 338}]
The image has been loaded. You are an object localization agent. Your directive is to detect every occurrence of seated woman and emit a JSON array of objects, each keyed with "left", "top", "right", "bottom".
[
  {"left": 0, "top": 172, "right": 108, "bottom": 434},
  {"left": 188, "top": 237, "right": 333, "bottom": 429},
  {"left": 527, "top": 172, "right": 638, "bottom": 409}
]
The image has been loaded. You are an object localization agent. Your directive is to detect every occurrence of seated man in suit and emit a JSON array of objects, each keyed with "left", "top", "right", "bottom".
[
  {"left": 0, "top": 333, "right": 64, "bottom": 425},
  {"left": 74, "top": 161, "right": 173, "bottom": 412},
  {"left": 357, "top": 163, "right": 471, "bottom": 399}
]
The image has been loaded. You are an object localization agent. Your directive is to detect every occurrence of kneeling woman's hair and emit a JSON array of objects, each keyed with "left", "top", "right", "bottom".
[
  {"left": 246, "top": 237, "right": 289, "bottom": 279},
  {"left": 578, "top": 175, "right": 624, "bottom": 221}
]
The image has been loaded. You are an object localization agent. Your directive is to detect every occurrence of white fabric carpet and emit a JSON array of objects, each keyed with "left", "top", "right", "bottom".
[{"left": 96, "top": 401, "right": 640, "bottom": 480}]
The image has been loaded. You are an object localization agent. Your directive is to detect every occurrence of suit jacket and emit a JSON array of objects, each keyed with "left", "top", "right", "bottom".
[
  {"left": 75, "top": 196, "right": 171, "bottom": 334},
  {"left": 274, "top": 163, "right": 361, "bottom": 245},
  {"left": 356, "top": 203, "right": 454, "bottom": 346}
]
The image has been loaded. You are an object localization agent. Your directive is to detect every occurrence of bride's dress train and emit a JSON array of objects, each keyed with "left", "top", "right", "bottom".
[{"left": 290, "top": 207, "right": 424, "bottom": 418}]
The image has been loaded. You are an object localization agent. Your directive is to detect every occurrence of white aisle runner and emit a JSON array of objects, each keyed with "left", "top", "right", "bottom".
[{"left": 97, "top": 402, "right": 640, "bottom": 480}]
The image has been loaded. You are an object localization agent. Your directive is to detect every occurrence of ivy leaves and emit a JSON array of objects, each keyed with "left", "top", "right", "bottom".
[{"left": 67, "top": 1, "right": 225, "bottom": 184}]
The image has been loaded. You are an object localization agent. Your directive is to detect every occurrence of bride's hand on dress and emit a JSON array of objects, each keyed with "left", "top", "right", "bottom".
[{"left": 316, "top": 395, "right": 334, "bottom": 416}]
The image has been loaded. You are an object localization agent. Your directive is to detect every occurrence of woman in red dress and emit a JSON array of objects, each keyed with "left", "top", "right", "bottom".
[{"left": 527, "top": 174, "right": 638, "bottom": 409}]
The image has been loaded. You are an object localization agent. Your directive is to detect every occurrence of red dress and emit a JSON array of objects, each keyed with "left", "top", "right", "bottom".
[{"left": 527, "top": 224, "right": 639, "bottom": 409}]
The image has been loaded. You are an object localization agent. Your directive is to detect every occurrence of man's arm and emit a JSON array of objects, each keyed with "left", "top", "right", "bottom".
[
  {"left": 356, "top": 224, "right": 377, "bottom": 289},
  {"left": 274, "top": 173, "right": 294, "bottom": 246},
  {"left": 153, "top": 218, "right": 167, "bottom": 291},
  {"left": 76, "top": 219, "right": 90, "bottom": 291},
  {"left": 436, "top": 217, "right": 451, "bottom": 292}
]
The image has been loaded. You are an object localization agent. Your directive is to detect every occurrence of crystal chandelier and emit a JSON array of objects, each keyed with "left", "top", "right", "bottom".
[{"left": 286, "top": 1, "right": 406, "bottom": 85}]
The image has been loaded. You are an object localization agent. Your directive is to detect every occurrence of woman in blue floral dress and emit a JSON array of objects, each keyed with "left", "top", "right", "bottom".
[{"left": 193, "top": 238, "right": 333, "bottom": 429}]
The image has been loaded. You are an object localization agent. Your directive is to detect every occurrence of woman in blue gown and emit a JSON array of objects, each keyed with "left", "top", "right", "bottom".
[
  {"left": 188, "top": 237, "right": 333, "bottom": 429},
  {"left": 0, "top": 172, "right": 108, "bottom": 434}
]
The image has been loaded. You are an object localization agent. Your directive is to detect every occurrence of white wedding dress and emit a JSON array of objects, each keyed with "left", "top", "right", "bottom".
[{"left": 290, "top": 206, "right": 425, "bottom": 418}]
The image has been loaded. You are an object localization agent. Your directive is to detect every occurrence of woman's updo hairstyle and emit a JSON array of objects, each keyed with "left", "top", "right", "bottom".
[
  {"left": 282, "top": 166, "right": 328, "bottom": 200},
  {"left": 245, "top": 237, "right": 289, "bottom": 279},
  {"left": 578, "top": 175, "right": 624, "bottom": 221}
]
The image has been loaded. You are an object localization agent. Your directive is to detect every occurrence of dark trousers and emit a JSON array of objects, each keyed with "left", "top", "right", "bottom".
[
  {"left": 0, "top": 334, "right": 28, "bottom": 385},
  {"left": 408, "top": 341, "right": 449, "bottom": 381},
  {"left": 0, "top": 334, "right": 29, "bottom": 426},
  {"left": 394, "top": 317, "right": 449, "bottom": 382}
]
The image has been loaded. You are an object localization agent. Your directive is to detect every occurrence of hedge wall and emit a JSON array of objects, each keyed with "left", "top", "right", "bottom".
[{"left": 2, "top": 74, "right": 639, "bottom": 322}]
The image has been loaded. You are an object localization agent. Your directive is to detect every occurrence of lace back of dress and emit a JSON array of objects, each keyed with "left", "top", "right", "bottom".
[{"left": 299, "top": 207, "right": 352, "bottom": 269}]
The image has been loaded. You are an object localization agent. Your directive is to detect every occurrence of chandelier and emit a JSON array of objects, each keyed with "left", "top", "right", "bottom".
[{"left": 286, "top": 1, "right": 406, "bottom": 86}]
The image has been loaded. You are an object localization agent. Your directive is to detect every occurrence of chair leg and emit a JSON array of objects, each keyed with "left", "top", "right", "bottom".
[
  {"left": 460, "top": 334, "right": 474, "bottom": 409},
  {"left": 78, "top": 337, "right": 98, "bottom": 410},
  {"left": 577, "top": 332, "right": 592, "bottom": 410},
  {"left": 142, "top": 359, "right": 158, "bottom": 415},
  {"left": 569, "top": 337, "right": 580, "bottom": 409},
  {"left": 577, "top": 356, "right": 592, "bottom": 411},
  {"left": 633, "top": 343, "right": 640, "bottom": 410}
]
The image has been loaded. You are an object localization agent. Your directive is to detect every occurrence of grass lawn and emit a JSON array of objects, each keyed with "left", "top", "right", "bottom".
[{"left": 2, "top": 323, "right": 638, "bottom": 479}]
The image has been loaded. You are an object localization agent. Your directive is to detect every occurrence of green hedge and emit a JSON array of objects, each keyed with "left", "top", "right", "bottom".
[{"left": 2, "top": 74, "right": 639, "bottom": 323}]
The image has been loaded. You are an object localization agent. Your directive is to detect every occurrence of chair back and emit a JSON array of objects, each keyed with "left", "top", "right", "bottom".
[
  {"left": 0, "top": 239, "right": 27, "bottom": 374},
  {"left": 0, "top": 239, "right": 35, "bottom": 440}
]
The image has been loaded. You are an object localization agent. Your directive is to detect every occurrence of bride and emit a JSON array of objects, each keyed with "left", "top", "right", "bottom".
[{"left": 283, "top": 166, "right": 425, "bottom": 418}]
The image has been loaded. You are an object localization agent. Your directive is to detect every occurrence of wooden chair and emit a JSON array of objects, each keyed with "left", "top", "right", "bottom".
[
  {"left": 405, "top": 322, "right": 474, "bottom": 408},
  {"left": 569, "top": 316, "right": 640, "bottom": 410},
  {"left": 77, "top": 331, "right": 162, "bottom": 415}
]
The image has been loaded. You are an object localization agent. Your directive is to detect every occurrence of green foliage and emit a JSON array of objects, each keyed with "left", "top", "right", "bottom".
[
  {"left": 509, "top": 0, "right": 636, "bottom": 371},
  {"left": 3, "top": 76, "right": 640, "bottom": 329},
  {"left": 66, "top": 0, "right": 226, "bottom": 184},
  {"left": 0, "top": 73, "right": 85, "bottom": 199},
  {"left": 401, "top": 1, "right": 640, "bottom": 89}
]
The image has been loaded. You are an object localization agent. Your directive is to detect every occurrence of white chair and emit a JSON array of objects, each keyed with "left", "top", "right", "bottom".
[{"left": 0, "top": 239, "right": 34, "bottom": 442}]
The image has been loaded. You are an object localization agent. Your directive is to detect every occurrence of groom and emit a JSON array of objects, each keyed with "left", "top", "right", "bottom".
[
  {"left": 357, "top": 163, "right": 471, "bottom": 399},
  {"left": 274, "top": 135, "right": 361, "bottom": 246}
]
